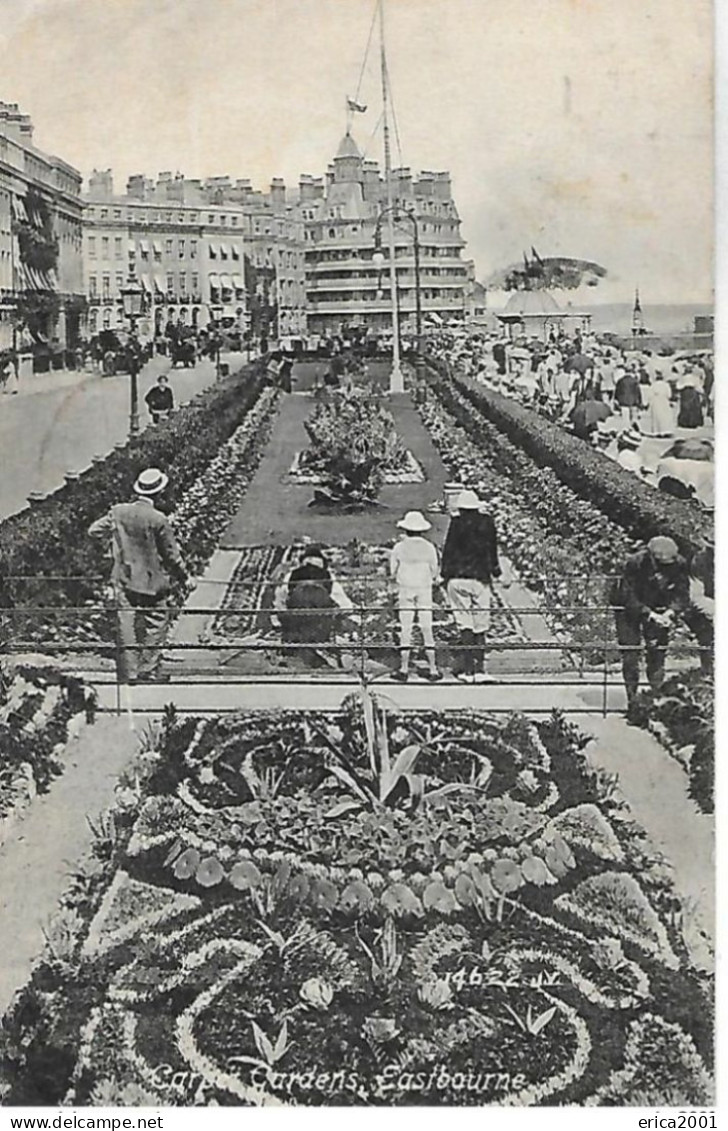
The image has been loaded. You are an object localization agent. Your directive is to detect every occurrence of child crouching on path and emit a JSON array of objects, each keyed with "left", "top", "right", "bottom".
[{"left": 389, "top": 510, "right": 442, "bottom": 683}]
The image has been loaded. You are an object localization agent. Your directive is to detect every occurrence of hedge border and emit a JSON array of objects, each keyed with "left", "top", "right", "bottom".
[
  {"left": 0, "top": 361, "right": 266, "bottom": 615},
  {"left": 427, "top": 360, "right": 712, "bottom": 557}
]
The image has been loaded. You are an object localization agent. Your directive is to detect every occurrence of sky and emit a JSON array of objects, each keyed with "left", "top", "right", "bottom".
[{"left": 0, "top": 0, "right": 714, "bottom": 304}]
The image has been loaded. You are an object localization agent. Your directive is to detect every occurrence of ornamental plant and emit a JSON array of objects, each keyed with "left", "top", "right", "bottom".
[
  {"left": 0, "top": 705, "right": 713, "bottom": 1108},
  {"left": 303, "top": 387, "right": 408, "bottom": 507}
]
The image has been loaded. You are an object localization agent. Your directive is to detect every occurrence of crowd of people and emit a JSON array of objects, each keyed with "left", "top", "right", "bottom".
[
  {"left": 428, "top": 328, "right": 714, "bottom": 509},
  {"left": 84, "top": 319, "right": 713, "bottom": 711}
]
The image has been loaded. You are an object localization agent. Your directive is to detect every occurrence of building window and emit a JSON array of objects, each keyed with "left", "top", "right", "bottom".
[
  {"left": 220, "top": 246, "right": 228, "bottom": 260},
  {"left": 191, "top": 273, "right": 199, "bottom": 293},
  {"left": 190, "top": 239, "right": 197, "bottom": 259},
  {"left": 100, "top": 209, "right": 108, "bottom": 220},
  {"left": 164, "top": 212, "right": 172, "bottom": 222},
  {"left": 88, "top": 237, "right": 96, "bottom": 258},
  {"left": 220, "top": 215, "right": 226, "bottom": 226},
  {"left": 208, "top": 214, "right": 215, "bottom": 224},
  {"left": 116, "top": 273, "right": 124, "bottom": 291},
  {"left": 165, "top": 239, "right": 173, "bottom": 256},
  {"left": 209, "top": 245, "right": 217, "bottom": 259},
  {"left": 231, "top": 246, "right": 239, "bottom": 260},
  {"left": 115, "top": 237, "right": 122, "bottom": 259},
  {"left": 113, "top": 209, "right": 121, "bottom": 220},
  {"left": 178, "top": 239, "right": 185, "bottom": 258},
  {"left": 103, "top": 308, "right": 111, "bottom": 328},
  {"left": 231, "top": 215, "right": 238, "bottom": 226},
  {"left": 89, "top": 275, "right": 97, "bottom": 296},
  {"left": 102, "top": 275, "right": 110, "bottom": 298},
  {"left": 166, "top": 272, "right": 175, "bottom": 293},
  {"left": 179, "top": 273, "right": 187, "bottom": 294}
]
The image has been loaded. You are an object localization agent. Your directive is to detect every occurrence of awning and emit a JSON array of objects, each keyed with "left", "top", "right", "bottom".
[
  {"left": 139, "top": 239, "right": 150, "bottom": 255},
  {"left": 154, "top": 274, "right": 166, "bottom": 293},
  {"left": 219, "top": 244, "right": 229, "bottom": 258},
  {"left": 219, "top": 273, "right": 233, "bottom": 290},
  {"left": 208, "top": 273, "right": 220, "bottom": 289},
  {"left": 232, "top": 273, "right": 244, "bottom": 290},
  {"left": 222, "top": 305, "right": 236, "bottom": 318},
  {"left": 152, "top": 240, "right": 162, "bottom": 256},
  {"left": 140, "top": 274, "right": 153, "bottom": 294},
  {"left": 208, "top": 244, "right": 218, "bottom": 258},
  {"left": 425, "top": 312, "right": 443, "bottom": 326}
]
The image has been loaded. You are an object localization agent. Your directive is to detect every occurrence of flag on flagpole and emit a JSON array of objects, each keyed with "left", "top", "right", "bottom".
[{"left": 347, "top": 97, "right": 367, "bottom": 113}]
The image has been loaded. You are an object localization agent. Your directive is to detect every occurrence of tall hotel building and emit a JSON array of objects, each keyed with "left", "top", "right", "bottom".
[{"left": 301, "top": 131, "right": 472, "bottom": 335}]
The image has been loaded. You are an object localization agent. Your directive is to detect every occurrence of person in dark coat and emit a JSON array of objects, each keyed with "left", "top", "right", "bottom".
[
  {"left": 614, "top": 367, "right": 643, "bottom": 423},
  {"left": 611, "top": 536, "right": 690, "bottom": 710},
  {"left": 441, "top": 489, "right": 504, "bottom": 683},
  {"left": 145, "top": 373, "right": 174, "bottom": 423},
  {"left": 677, "top": 384, "right": 704, "bottom": 429},
  {"left": 492, "top": 340, "right": 507, "bottom": 376},
  {"left": 273, "top": 545, "right": 352, "bottom": 668}
]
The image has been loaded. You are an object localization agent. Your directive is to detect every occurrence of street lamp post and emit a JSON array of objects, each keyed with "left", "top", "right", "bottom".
[
  {"left": 120, "top": 272, "right": 144, "bottom": 437},
  {"left": 373, "top": 205, "right": 423, "bottom": 384}
]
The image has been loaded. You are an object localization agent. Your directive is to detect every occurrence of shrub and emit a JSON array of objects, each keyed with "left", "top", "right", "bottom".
[
  {"left": 428, "top": 361, "right": 711, "bottom": 557},
  {"left": 0, "top": 363, "right": 266, "bottom": 644}
]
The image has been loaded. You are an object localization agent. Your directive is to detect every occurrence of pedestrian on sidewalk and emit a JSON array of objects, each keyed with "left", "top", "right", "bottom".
[
  {"left": 610, "top": 536, "right": 690, "bottom": 714},
  {"left": 88, "top": 467, "right": 192, "bottom": 684},
  {"left": 441, "top": 489, "right": 503, "bottom": 683},
  {"left": 389, "top": 511, "right": 442, "bottom": 683},
  {"left": 1, "top": 351, "right": 19, "bottom": 395}
]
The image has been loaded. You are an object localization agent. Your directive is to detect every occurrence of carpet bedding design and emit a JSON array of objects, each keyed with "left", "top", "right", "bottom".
[
  {"left": 206, "top": 543, "right": 525, "bottom": 673},
  {"left": 0, "top": 701, "right": 713, "bottom": 1107},
  {"left": 288, "top": 449, "right": 426, "bottom": 485}
]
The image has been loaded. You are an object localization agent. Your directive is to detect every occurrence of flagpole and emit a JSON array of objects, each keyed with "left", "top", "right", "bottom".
[{"left": 379, "top": 0, "right": 403, "bottom": 394}]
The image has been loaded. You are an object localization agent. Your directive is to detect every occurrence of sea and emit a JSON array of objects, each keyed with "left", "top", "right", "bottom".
[{"left": 575, "top": 303, "right": 713, "bottom": 336}]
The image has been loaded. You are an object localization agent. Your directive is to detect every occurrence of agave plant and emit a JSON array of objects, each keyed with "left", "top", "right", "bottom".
[{"left": 314, "top": 684, "right": 484, "bottom": 818}]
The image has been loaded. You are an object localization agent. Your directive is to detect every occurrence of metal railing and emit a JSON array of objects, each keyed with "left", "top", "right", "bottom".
[{"left": 0, "top": 572, "right": 707, "bottom": 717}]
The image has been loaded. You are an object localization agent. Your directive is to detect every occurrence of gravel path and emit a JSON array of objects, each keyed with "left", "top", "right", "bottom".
[{"left": 0, "top": 715, "right": 138, "bottom": 1016}]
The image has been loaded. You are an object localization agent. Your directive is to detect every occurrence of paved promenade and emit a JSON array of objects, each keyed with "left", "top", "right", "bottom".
[{"left": 0, "top": 352, "right": 241, "bottom": 522}]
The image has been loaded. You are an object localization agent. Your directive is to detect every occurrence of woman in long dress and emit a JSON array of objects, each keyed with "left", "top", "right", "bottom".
[{"left": 641, "top": 374, "right": 674, "bottom": 437}]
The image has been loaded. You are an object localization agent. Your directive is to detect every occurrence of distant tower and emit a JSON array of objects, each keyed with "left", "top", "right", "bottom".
[{"left": 632, "top": 287, "right": 644, "bottom": 338}]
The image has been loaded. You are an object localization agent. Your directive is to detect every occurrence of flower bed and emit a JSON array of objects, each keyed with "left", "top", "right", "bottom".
[
  {"left": 303, "top": 387, "right": 412, "bottom": 506},
  {"left": 0, "top": 367, "right": 276, "bottom": 651},
  {"left": 413, "top": 376, "right": 636, "bottom": 661},
  {"left": 289, "top": 448, "right": 425, "bottom": 486},
  {"left": 1, "top": 698, "right": 712, "bottom": 1107},
  {"left": 207, "top": 541, "right": 524, "bottom": 675},
  {"left": 432, "top": 361, "right": 712, "bottom": 557},
  {"left": 0, "top": 661, "right": 96, "bottom": 849}
]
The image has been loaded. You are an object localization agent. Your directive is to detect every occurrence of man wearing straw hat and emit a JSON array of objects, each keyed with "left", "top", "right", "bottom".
[
  {"left": 389, "top": 510, "right": 443, "bottom": 683},
  {"left": 89, "top": 467, "right": 191, "bottom": 684},
  {"left": 441, "top": 489, "right": 503, "bottom": 683}
]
